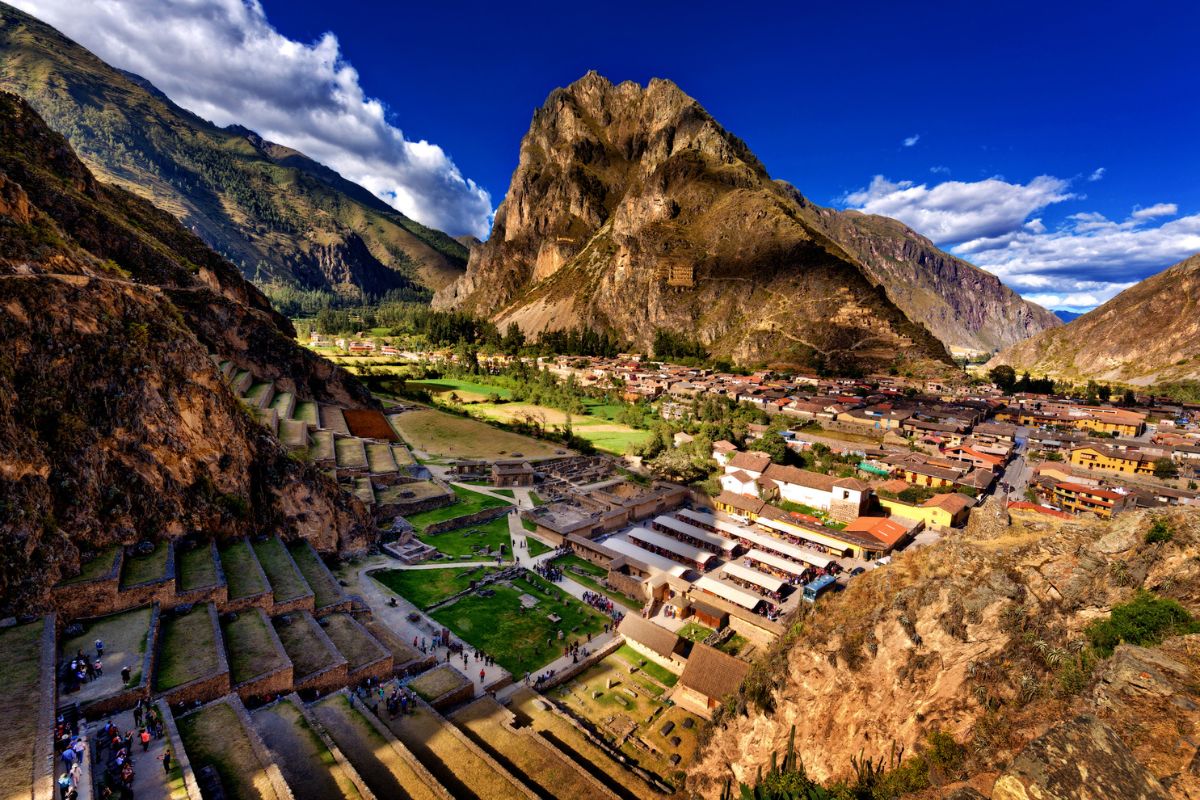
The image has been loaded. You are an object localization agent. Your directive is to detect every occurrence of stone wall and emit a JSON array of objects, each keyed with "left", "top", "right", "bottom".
[
  {"left": 606, "top": 569, "right": 650, "bottom": 603},
  {"left": 159, "top": 604, "right": 231, "bottom": 709},
  {"left": 423, "top": 505, "right": 511, "bottom": 535},
  {"left": 541, "top": 636, "right": 622, "bottom": 690},
  {"left": 158, "top": 699, "right": 203, "bottom": 800},
  {"left": 232, "top": 608, "right": 294, "bottom": 704},
  {"left": 50, "top": 549, "right": 122, "bottom": 620},
  {"left": 32, "top": 615, "right": 57, "bottom": 800},
  {"left": 174, "top": 541, "right": 229, "bottom": 609}
]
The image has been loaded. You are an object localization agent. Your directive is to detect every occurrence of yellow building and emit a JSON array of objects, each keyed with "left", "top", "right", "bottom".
[
  {"left": 1069, "top": 446, "right": 1155, "bottom": 476},
  {"left": 1051, "top": 482, "right": 1130, "bottom": 518},
  {"left": 878, "top": 493, "right": 973, "bottom": 528}
]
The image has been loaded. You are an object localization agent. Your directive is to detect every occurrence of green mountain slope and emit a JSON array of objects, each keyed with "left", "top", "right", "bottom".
[{"left": 0, "top": 2, "right": 468, "bottom": 297}]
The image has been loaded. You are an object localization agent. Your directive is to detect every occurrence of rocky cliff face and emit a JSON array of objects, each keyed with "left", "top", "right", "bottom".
[
  {"left": 0, "top": 93, "right": 373, "bottom": 614},
  {"left": 0, "top": 3, "right": 468, "bottom": 296},
  {"left": 687, "top": 503, "right": 1200, "bottom": 798},
  {"left": 435, "top": 72, "right": 953, "bottom": 373},
  {"left": 800, "top": 207, "right": 1061, "bottom": 353},
  {"left": 989, "top": 253, "right": 1200, "bottom": 385}
]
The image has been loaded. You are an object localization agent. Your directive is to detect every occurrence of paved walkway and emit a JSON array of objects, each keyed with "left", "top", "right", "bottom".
[{"left": 87, "top": 708, "right": 174, "bottom": 800}]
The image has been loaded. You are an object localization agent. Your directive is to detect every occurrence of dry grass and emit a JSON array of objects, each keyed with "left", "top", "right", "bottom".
[
  {"left": 155, "top": 606, "right": 219, "bottom": 690},
  {"left": 408, "top": 664, "right": 470, "bottom": 701},
  {"left": 388, "top": 408, "right": 561, "bottom": 460},
  {"left": 222, "top": 611, "right": 288, "bottom": 685},
  {"left": 273, "top": 613, "right": 339, "bottom": 680},
  {"left": 176, "top": 700, "right": 283, "bottom": 800},
  {"left": 0, "top": 620, "right": 45, "bottom": 793},
  {"left": 319, "top": 614, "right": 386, "bottom": 670},
  {"left": 251, "top": 700, "right": 363, "bottom": 800}
]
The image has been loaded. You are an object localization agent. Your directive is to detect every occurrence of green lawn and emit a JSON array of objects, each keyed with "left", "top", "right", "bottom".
[
  {"left": 554, "top": 556, "right": 644, "bottom": 611},
  {"left": 520, "top": 517, "right": 538, "bottom": 533},
  {"left": 178, "top": 545, "right": 218, "bottom": 592},
  {"left": 219, "top": 540, "right": 267, "bottom": 600},
  {"left": 416, "top": 515, "right": 512, "bottom": 562},
  {"left": 252, "top": 538, "right": 311, "bottom": 603},
  {"left": 614, "top": 644, "right": 678, "bottom": 687},
  {"left": 403, "top": 484, "right": 511, "bottom": 532},
  {"left": 529, "top": 491, "right": 545, "bottom": 506},
  {"left": 222, "top": 611, "right": 288, "bottom": 685},
  {"left": 60, "top": 546, "right": 119, "bottom": 584},
  {"left": 121, "top": 543, "right": 170, "bottom": 587},
  {"left": 555, "top": 554, "right": 606, "bottom": 578},
  {"left": 156, "top": 606, "right": 220, "bottom": 691},
  {"left": 491, "top": 488, "right": 515, "bottom": 498},
  {"left": 371, "top": 566, "right": 500, "bottom": 609},
  {"left": 677, "top": 622, "right": 714, "bottom": 643},
  {"left": 287, "top": 542, "right": 344, "bottom": 609},
  {"left": 431, "top": 572, "right": 608, "bottom": 676},
  {"left": 525, "top": 537, "right": 553, "bottom": 558},
  {"left": 407, "top": 378, "right": 513, "bottom": 400}
]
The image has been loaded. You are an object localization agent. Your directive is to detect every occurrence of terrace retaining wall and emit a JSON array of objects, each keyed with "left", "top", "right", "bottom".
[
  {"left": 82, "top": 603, "right": 162, "bottom": 720},
  {"left": 118, "top": 542, "right": 177, "bottom": 611},
  {"left": 158, "top": 699, "right": 203, "bottom": 800},
  {"left": 220, "top": 538, "right": 274, "bottom": 615},
  {"left": 174, "top": 541, "right": 229, "bottom": 609},
  {"left": 231, "top": 607, "right": 295, "bottom": 705},
  {"left": 51, "top": 548, "right": 122, "bottom": 620},
  {"left": 422, "top": 505, "right": 512, "bottom": 535},
  {"left": 289, "top": 613, "right": 350, "bottom": 696},
  {"left": 382, "top": 492, "right": 455, "bottom": 518},
  {"left": 158, "top": 604, "right": 232, "bottom": 709},
  {"left": 291, "top": 540, "right": 352, "bottom": 617},
  {"left": 264, "top": 540, "right": 316, "bottom": 616},
  {"left": 540, "top": 636, "right": 622, "bottom": 691},
  {"left": 32, "top": 615, "right": 57, "bottom": 800}
]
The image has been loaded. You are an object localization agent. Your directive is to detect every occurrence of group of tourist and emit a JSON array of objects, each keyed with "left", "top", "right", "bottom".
[
  {"left": 348, "top": 678, "right": 419, "bottom": 719},
  {"left": 89, "top": 700, "right": 171, "bottom": 798},
  {"left": 54, "top": 717, "right": 84, "bottom": 800},
  {"left": 532, "top": 562, "right": 564, "bottom": 582},
  {"left": 579, "top": 590, "right": 624, "bottom": 620},
  {"left": 60, "top": 638, "right": 108, "bottom": 694}
]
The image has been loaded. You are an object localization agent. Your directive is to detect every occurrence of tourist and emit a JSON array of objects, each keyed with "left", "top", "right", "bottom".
[
  {"left": 120, "top": 665, "right": 131, "bottom": 685},
  {"left": 479, "top": 668, "right": 485, "bottom": 682},
  {"left": 140, "top": 728, "right": 151, "bottom": 752},
  {"left": 160, "top": 748, "right": 172, "bottom": 775},
  {"left": 133, "top": 700, "right": 144, "bottom": 727},
  {"left": 95, "top": 638, "right": 104, "bottom": 658}
]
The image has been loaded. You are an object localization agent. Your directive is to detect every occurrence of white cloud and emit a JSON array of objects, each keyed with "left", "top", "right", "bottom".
[
  {"left": 844, "top": 174, "right": 1075, "bottom": 244},
  {"left": 844, "top": 172, "right": 1200, "bottom": 312},
  {"left": 1131, "top": 202, "right": 1177, "bottom": 220},
  {"left": 12, "top": 0, "right": 493, "bottom": 238},
  {"left": 930, "top": 165, "right": 950, "bottom": 175},
  {"left": 903, "top": 134, "right": 920, "bottom": 147},
  {"left": 1088, "top": 167, "right": 1106, "bottom": 181}
]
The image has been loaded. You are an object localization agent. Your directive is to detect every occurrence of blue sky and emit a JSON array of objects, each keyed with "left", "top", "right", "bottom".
[{"left": 14, "top": 0, "right": 1200, "bottom": 311}]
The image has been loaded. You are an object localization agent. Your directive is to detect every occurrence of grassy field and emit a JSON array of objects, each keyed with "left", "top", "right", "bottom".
[
  {"left": 156, "top": 605, "right": 220, "bottom": 690},
  {"left": 319, "top": 614, "right": 385, "bottom": 670},
  {"left": 178, "top": 544, "right": 218, "bottom": 591},
  {"left": 403, "top": 484, "right": 510, "bottom": 532},
  {"left": 463, "top": 401, "right": 650, "bottom": 456},
  {"left": 273, "top": 613, "right": 339, "bottom": 681},
  {"left": 222, "top": 611, "right": 288, "bottom": 685},
  {"left": 417, "top": 515, "right": 512, "bottom": 562},
  {"left": 388, "top": 407, "right": 562, "bottom": 459},
  {"left": 252, "top": 538, "right": 311, "bottom": 603},
  {"left": 120, "top": 542, "right": 170, "bottom": 587},
  {"left": 287, "top": 542, "right": 344, "bottom": 609},
  {"left": 0, "top": 620, "right": 45, "bottom": 792},
  {"left": 219, "top": 540, "right": 267, "bottom": 600},
  {"left": 408, "top": 378, "right": 513, "bottom": 402},
  {"left": 371, "top": 566, "right": 500, "bottom": 609},
  {"left": 431, "top": 572, "right": 607, "bottom": 676},
  {"left": 525, "top": 536, "right": 553, "bottom": 558},
  {"left": 61, "top": 545, "right": 119, "bottom": 584},
  {"left": 409, "top": 664, "right": 471, "bottom": 701},
  {"left": 613, "top": 644, "right": 678, "bottom": 687},
  {"left": 676, "top": 622, "right": 714, "bottom": 643},
  {"left": 335, "top": 437, "right": 368, "bottom": 469},
  {"left": 177, "top": 700, "right": 284, "bottom": 800}
]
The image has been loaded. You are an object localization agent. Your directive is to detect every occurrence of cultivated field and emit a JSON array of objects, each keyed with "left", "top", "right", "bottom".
[
  {"left": 344, "top": 408, "right": 400, "bottom": 441},
  {"left": 388, "top": 408, "right": 562, "bottom": 459},
  {"left": 465, "top": 402, "right": 650, "bottom": 455}
]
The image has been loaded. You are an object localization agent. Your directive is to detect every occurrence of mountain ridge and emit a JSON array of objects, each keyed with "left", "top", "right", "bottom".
[{"left": 0, "top": 2, "right": 468, "bottom": 296}]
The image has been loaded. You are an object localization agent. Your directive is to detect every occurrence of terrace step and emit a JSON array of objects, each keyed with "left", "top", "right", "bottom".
[
  {"left": 250, "top": 696, "right": 369, "bottom": 800},
  {"left": 271, "top": 390, "right": 296, "bottom": 421},
  {"left": 321, "top": 405, "right": 351, "bottom": 435},
  {"left": 311, "top": 692, "right": 451, "bottom": 800},
  {"left": 287, "top": 540, "right": 350, "bottom": 615},
  {"left": 295, "top": 400, "right": 320, "bottom": 428},
  {"left": 317, "top": 613, "right": 392, "bottom": 685},
  {"left": 231, "top": 369, "right": 253, "bottom": 396},
  {"left": 218, "top": 537, "right": 272, "bottom": 610},
  {"left": 218, "top": 359, "right": 234, "bottom": 379},
  {"left": 258, "top": 406, "right": 280, "bottom": 436},
  {"left": 273, "top": 611, "right": 348, "bottom": 693},
  {"left": 353, "top": 477, "right": 375, "bottom": 506},
  {"left": 176, "top": 695, "right": 294, "bottom": 800},
  {"left": 371, "top": 697, "right": 536, "bottom": 800},
  {"left": 366, "top": 442, "right": 398, "bottom": 474},
  {"left": 252, "top": 537, "right": 315, "bottom": 614},
  {"left": 311, "top": 430, "right": 336, "bottom": 461},
  {"left": 335, "top": 437, "right": 369, "bottom": 470},
  {"left": 450, "top": 696, "right": 621, "bottom": 800},
  {"left": 280, "top": 418, "right": 309, "bottom": 449}
]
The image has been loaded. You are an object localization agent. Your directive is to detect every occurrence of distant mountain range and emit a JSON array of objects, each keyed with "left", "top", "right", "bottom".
[
  {"left": 992, "top": 252, "right": 1200, "bottom": 385},
  {"left": 0, "top": 2, "right": 468, "bottom": 298},
  {"left": 1054, "top": 310, "right": 1083, "bottom": 323},
  {"left": 435, "top": 72, "right": 1059, "bottom": 368}
]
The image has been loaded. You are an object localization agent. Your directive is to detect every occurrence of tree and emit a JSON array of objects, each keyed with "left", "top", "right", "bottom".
[
  {"left": 1122, "top": 388, "right": 1137, "bottom": 406},
  {"left": 502, "top": 321, "right": 526, "bottom": 353},
  {"left": 756, "top": 433, "right": 789, "bottom": 464},
  {"left": 1098, "top": 384, "right": 1112, "bottom": 402},
  {"left": 1153, "top": 458, "right": 1179, "bottom": 479},
  {"left": 988, "top": 364, "right": 1017, "bottom": 392}
]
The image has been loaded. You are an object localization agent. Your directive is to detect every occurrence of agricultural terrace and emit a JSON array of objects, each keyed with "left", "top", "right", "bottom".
[
  {"left": 252, "top": 538, "right": 311, "bottom": 604},
  {"left": 221, "top": 610, "right": 288, "bottom": 685},
  {"left": 62, "top": 606, "right": 154, "bottom": 702},
  {"left": 273, "top": 613, "right": 340, "bottom": 681},
  {"left": 319, "top": 614, "right": 386, "bottom": 672},
  {"left": 252, "top": 699, "right": 363, "bottom": 800},
  {"left": 371, "top": 565, "right": 500, "bottom": 609},
  {"left": 464, "top": 401, "right": 650, "bottom": 455},
  {"left": 553, "top": 648, "right": 701, "bottom": 786},
  {"left": 416, "top": 515, "right": 512, "bottom": 562},
  {"left": 387, "top": 407, "right": 562, "bottom": 460},
  {"left": 156, "top": 605, "right": 220, "bottom": 691},
  {"left": 554, "top": 554, "right": 644, "bottom": 610},
  {"left": 403, "top": 484, "right": 510, "bottom": 532},
  {"left": 287, "top": 542, "right": 344, "bottom": 610},
  {"left": 177, "top": 699, "right": 285, "bottom": 800},
  {"left": 0, "top": 620, "right": 47, "bottom": 792},
  {"left": 408, "top": 664, "right": 471, "bottom": 702},
  {"left": 120, "top": 542, "right": 170, "bottom": 587},
  {"left": 60, "top": 546, "right": 119, "bottom": 584},
  {"left": 335, "top": 437, "right": 368, "bottom": 469},
  {"left": 343, "top": 408, "right": 400, "bottom": 441},
  {"left": 219, "top": 540, "right": 268, "bottom": 601},
  {"left": 294, "top": 400, "right": 319, "bottom": 427},
  {"left": 430, "top": 571, "right": 607, "bottom": 676},
  {"left": 178, "top": 544, "right": 219, "bottom": 592}
]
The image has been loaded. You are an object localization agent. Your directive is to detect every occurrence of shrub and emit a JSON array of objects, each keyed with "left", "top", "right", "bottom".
[
  {"left": 1086, "top": 591, "right": 1200, "bottom": 656},
  {"left": 1144, "top": 518, "right": 1174, "bottom": 545}
]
